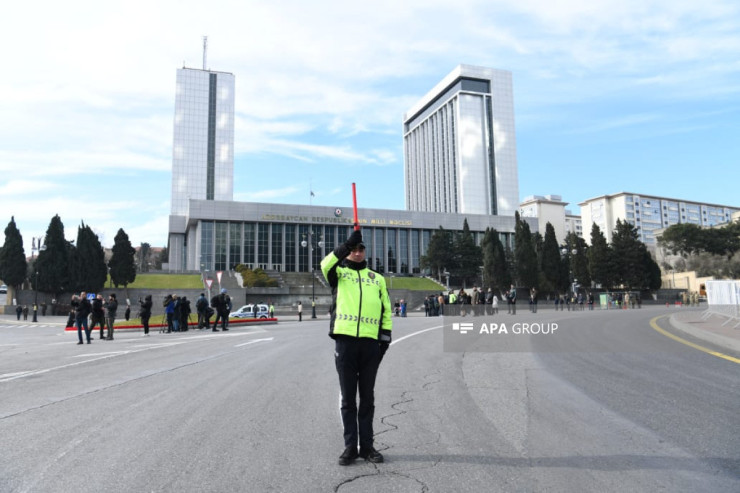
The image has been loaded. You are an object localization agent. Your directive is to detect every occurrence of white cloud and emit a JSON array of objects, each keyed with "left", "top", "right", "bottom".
[{"left": 2, "top": 0, "right": 740, "bottom": 255}]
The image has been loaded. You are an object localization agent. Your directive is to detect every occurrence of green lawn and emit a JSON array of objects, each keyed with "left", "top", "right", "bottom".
[
  {"left": 385, "top": 276, "right": 444, "bottom": 291},
  {"left": 108, "top": 273, "right": 203, "bottom": 290}
]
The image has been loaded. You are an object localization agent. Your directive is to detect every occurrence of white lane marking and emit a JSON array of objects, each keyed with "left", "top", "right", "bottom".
[
  {"left": 234, "top": 337, "right": 274, "bottom": 347},
  {"left": 0, "top": 354, "right": 129, "bottom": 383},
  {"left": 71, "top": 351, "right": 130, "bottom": 358},
  {"left": 0, "top": 372, "right": 33, "bottom": 379},
  {"left": 0, "top": 333, "right": 272, "bottom": 383},
  {"left": 390, "top": 325, "right": 443, "bottom": 346}
]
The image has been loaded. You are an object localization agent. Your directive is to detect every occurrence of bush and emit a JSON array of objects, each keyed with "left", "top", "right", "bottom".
[{"left": 236, "top": 265, "right": 278, "bottom": 288}]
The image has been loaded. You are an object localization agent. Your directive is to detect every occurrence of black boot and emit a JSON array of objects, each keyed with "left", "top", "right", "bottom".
[{"left": 338, "top": 446, "right": 358, "bottom": 466}]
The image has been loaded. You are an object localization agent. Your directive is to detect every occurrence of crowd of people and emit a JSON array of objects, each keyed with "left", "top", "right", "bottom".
[
  {"left": 65, "top": 288, "right": 240, "bottom": 344},
  {"left": 423, "top": 285, "right": 514, "bottom": 317},
  {"left": 420, "top": 286, "right": 636, "bottom": 316},
  {"left": 162, "top": 288, "right": 232, "bottom": 333}
]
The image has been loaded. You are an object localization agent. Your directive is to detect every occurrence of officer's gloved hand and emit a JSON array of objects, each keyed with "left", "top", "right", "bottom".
[
  {"left": 334, "top": 230, "right": 363, "bottom": 259},
  {"left": 345, "top": 230, "right": 363, "bottom": 249},
  {"left": 379, "top": 341, "right": 389, "bottom": 359},
  {"left": 378, "top": 329, "right": 391, "bottom": 361}
]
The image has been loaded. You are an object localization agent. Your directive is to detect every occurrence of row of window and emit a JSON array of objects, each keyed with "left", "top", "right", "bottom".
[{"left": 197, "top": 221, "right": 512, "bottom": 274}]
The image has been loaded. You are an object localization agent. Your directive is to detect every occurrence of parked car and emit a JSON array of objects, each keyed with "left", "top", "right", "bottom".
[
  {"left": 230, "top": 304, "right": 270, "bottom": 319},
  {"left": 0, "top": 284, "right": 7, "bottom": 294}
]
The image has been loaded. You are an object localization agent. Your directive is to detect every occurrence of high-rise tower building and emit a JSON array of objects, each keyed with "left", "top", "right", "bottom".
[
  {"left": 170, "top": 68, "right": 235, "bottom": 214},
  {"left": 168, "top": 67, "right": 235, "bottom": 271},
  {"left": 403, "top": 65, "right": 519, "bottom": 216}
]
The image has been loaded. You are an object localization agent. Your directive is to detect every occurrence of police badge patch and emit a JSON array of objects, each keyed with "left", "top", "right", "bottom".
[{"left": 368, "top": 272, "right": 375, "bottom": 279}]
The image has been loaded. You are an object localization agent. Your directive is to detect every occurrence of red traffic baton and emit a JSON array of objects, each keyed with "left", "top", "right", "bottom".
[{"left": 352, "top": 182, "right": 360, "bottom": 231}]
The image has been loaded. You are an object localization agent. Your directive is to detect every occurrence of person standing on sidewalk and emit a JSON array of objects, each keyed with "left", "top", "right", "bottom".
[
  {"left": 90, "top": 294, "right": 106, "bottom": 339},
  {"left": 71, "top": 293, "right": 92, "bottom": 345},
  {"left": 139, "top": 294, "right": 153, "bottom": 336},
  {"left": 321, "top": 229, "right": 392, "bottom": 466},
  {"left": 103, "top": 293, "right": 118, "bottom": 340},
  {"left": 196, "top": 293, "right": 208, "bottom": 329},
  {"left": 297, "top": 301, "right": 303, "bottom": 322}
]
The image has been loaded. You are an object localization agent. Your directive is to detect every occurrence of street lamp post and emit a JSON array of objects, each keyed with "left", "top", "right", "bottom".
[
  {"left": 561, "top": 247, "right": 578, "bottom": 297},
  {"left": 31, "top": 238, "right": 45, "bottom": 323},
  {"left": 301, "top": 231, "right": 324, "bottom": 319},
  {"left": 32, "top": 271, "right": 39, "bottom": 322}
]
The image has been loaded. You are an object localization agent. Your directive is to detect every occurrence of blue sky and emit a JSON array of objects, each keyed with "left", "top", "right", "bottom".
[{"left": 2, "top": 0, "right": 739, "bottom": 255}]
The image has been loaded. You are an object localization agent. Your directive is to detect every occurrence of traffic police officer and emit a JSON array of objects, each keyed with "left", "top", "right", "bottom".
[{"left": 321, "top": 229, "right": 392, "bottom": 466}]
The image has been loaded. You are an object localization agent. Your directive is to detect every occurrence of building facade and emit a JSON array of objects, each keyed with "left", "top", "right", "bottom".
[
  {"left": 564, "top": 210, "right": 583, "bottom": 240},
  {"left": 580, "top": 192, "right": 738, "bottom": 246},
  {"left": 174, "top": 200, "right": 525, "bottom": 274},
  {"left": 169, "top": 67, "right": 235, "bottom": 270},
  {"left": 519, "top": 194, "right": 570, "bottom": 244},
  {"left": 403, "top": 65, "right": 519, "bottom": 217}
]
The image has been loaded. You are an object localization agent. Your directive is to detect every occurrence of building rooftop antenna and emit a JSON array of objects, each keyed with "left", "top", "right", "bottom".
[{"left": 202, "top": 35, "right": 208, "bottom": 70}]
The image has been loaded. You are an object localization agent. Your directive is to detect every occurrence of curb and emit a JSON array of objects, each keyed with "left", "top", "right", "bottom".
[{"left": 668, "top": 313, "right": 740, "bottom": 353}]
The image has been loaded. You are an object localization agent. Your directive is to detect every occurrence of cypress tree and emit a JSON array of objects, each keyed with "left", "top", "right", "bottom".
[
  {"left": 76, "top": 223, "right": 107, "bottom": 293},
  {"left": 35, "top": 215, "right": 70, "bottom": 298},
  {"left": 513, "top": 212, "right": 538, "bottom": 289},
  {"left": 109, "top": 228, "right": 136, "bottom": 292},
  {"left": 453, "top": 219, "right": 482, "bottom": 287},
  {"left": 588, "top": 223, "right": 613, "bottom": 290},
  {"left": 0, "top": 217, "right": 28, "bottom": 297},
  {"left": 540, "top": 223, "right": 561, "bottom": 295}
]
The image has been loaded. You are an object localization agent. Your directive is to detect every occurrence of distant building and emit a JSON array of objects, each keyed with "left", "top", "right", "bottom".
[
  {"left": 519, "top": 194, "right": 572, "bottom": 244},
  {"left": 166, "top": 63, "right": 529, "bottom": 273},
  {"left": 403, "top": 65, "right": 519, "bottom": 216},
  {"left": 565, "top": 209, "right": 583, "bottom": 240},
  {"left": 169, "top": 67, "right": 235, "bottom": 270},
  {"left": 580, "top": 192, "right": 738, "bottom": 246}
]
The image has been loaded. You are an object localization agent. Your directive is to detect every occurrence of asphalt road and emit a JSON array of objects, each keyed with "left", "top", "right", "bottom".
[{"left": 0, "top": 306, "right": 738, "bottom": 492}]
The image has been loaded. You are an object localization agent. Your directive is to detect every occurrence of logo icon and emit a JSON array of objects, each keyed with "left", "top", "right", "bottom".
[
  {"left": 334, "top": 208, "right": 343, "bottom": 217},
  {"left": 452, "top": 322, "right": 474, "bottom": 335}
]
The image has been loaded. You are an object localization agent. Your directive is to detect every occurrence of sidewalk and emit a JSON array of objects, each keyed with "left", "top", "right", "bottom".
[
  {"left": 669, "top": 309, "right": 740, "bottom": 353},
  {"left": 0, "top": 314, "right": 69, "bottom": 326}
]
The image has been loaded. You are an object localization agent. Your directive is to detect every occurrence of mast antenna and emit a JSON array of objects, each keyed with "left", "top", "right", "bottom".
[{"left": 202, "top": 36, "right": 208, "bottom": 70}]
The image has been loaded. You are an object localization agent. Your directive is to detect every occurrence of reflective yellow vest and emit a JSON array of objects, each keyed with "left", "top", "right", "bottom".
[{"left": 320, "top": 252, "right": 392, "bottom": 340}]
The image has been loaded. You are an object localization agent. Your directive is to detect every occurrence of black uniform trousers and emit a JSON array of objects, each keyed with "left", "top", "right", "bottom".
[{"left": 334, "top": 335, "right": 381, "bottom": 450}]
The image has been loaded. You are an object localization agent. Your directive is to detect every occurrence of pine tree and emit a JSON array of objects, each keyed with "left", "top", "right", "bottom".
[
  {"left": 0, "top": 217, "right": 28, "bottom": 297},
  {"left": 482, "top": 227, "right": 510, "bottom": 296},
  {"left": 540, "top": 223, "right": 561, "bottom": 295},
  {"left": 76, "top": 223, "right": 107, "bottom": 293},
  {"left": 109, "top": 228, "right": 136, "bottom": 294},
  {"left": 588, "top": 223, "right": 613, "bottom": 290},
  {"left": 35, "top": 215, "right": 70, "bottom": 298},
  {"left": 611, "top": 219, "right": 645, "bottom": 290},
  {"left": 513, "top": 212, "right": 538, "bottom": 289},
  {"left": 420, "top": 227, "right": 454, "bottom": 281},
  {"left": 453, "top": 219, "right": 482, "bottom": 287}
]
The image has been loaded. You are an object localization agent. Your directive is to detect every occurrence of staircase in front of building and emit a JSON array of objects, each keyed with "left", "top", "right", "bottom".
[{"left": 274, "top": 271, "right": 329, "bottom": 292}]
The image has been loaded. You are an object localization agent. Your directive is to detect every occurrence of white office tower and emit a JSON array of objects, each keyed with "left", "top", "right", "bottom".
[
  {"left": 170, "top": 68, "right": 235, "bottom": 215},
  {"left": 168, "top": 67, "right": 235, "bottom": 271},
  {"left": 403, "top": 65, "right": 519, "bottom": 216}
]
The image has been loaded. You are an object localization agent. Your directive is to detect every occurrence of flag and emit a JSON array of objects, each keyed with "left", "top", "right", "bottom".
[{"left": 310, "top": 190, "right": 315, "bottom": 197}]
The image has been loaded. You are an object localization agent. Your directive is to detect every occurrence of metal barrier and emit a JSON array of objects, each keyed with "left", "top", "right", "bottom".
[{"left": 703, "top": 280, "right": 740, "bottom": 329}]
